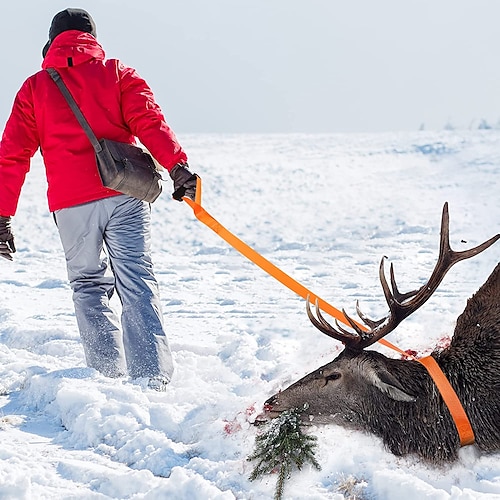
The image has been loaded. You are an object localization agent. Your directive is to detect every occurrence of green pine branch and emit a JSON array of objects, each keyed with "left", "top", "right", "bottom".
[{"left": 248, "top": 407, "right": 321, "bottom": 500}]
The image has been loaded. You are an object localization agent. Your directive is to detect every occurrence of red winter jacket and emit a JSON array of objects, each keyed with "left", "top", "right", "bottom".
[{"left": 0, "top": 30, "right": 187, "bottom": 215}]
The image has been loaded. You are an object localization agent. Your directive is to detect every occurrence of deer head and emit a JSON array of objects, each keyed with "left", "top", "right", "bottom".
[{"left": 263, "top": 203, "right": 500, "bottom": 447}]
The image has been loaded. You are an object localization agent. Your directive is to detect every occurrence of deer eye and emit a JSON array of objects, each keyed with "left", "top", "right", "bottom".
[{"left": 323, "top": 372, "right": 341, "bottom": 386}]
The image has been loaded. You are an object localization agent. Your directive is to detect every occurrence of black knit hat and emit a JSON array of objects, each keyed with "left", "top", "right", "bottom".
[{"left": 42, "top": 8, "right": 97, "bottom": 58}]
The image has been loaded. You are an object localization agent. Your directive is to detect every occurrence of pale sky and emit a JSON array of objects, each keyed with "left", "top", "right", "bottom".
[{"left": 2, "top": 0, "right": 500, "bottom": 134}]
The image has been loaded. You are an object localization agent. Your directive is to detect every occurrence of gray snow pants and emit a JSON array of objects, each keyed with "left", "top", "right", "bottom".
[{"left": 54, "top": 194, "right": 174, "bottom": 380}]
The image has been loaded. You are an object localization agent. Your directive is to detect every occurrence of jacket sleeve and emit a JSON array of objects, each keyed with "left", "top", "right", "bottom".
[
  {"left": 117, "top": 62, "right": 187, "bottom": 172},
  {"left": 0, "top": 78, "right": 40, "bottom": 216}
]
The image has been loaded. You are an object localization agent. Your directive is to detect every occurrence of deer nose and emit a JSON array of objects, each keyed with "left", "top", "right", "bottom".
[{"left": 265, "top": 395, "right": 278, "bottom": 407}]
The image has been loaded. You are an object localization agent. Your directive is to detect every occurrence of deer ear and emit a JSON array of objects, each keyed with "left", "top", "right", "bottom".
[{"left": 369, "top": 368, "right": 417, "bottom": 402}]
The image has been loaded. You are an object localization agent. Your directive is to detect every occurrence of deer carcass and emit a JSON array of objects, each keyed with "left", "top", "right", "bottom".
[{"left": 263, "top": 203, "right": 500, "bottom": 462}]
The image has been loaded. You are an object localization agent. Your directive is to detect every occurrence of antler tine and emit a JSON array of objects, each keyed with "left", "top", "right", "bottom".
[
  {"left": 355, "top": 300, "right": 386, "bottom": 329},
  {"left": 305, "top": 295, "right": 360, "bottom": 345},
  {"left": 333, "top": 308, "right": 366, "bottom": 337},
  {"left": 389, "top": 262, "right": 419, "bottom": 303},
  {"left": 305, "top": 295, "right": 338, "bottom": 338}
]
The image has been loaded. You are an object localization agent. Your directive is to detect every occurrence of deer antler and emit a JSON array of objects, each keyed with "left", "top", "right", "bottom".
[{"left": 307, "top": 202, "right": 500, "bottom": 350}]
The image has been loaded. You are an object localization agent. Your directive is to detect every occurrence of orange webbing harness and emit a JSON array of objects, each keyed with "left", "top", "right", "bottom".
[{"left": 183, "top": 177, "right": 475, "bottom": 446}]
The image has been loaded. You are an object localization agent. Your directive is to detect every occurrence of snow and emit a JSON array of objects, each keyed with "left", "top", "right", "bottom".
[{"left": 0, "top": 130, "right": 499, "bottom": 499}]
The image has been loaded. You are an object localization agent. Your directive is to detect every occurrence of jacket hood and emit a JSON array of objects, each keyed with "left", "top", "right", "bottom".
[
  {"left": 42, "top": 30, "right": 105, "bottom": 69},
  {"left": 42, "top": 8, "right": 97, "bottom": 58}
]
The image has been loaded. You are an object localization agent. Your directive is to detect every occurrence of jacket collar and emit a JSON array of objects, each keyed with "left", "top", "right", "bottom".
[{"left": 42, "top": 30, "right": 105, "bottom": 69}]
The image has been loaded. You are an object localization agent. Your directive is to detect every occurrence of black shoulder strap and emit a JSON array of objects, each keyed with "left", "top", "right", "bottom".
[{"left": 46, "top": 68, "right": 102, "bottom": 154}]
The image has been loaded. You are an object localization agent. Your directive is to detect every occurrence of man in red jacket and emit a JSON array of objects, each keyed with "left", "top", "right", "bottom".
[{"left": 0, "top": 8, "right": 197, "bottom": 391}]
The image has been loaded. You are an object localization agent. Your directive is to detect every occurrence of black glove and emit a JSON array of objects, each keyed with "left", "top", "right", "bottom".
[
  {"left": 169, "top": 162, "right": 198, "bottom": 201},
  {"left": 0, "top": 216, "right": 16, "bottom": 261}
]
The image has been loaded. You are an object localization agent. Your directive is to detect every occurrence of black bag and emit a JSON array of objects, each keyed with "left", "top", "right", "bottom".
[
  {"left": 46, "top": 68, "right": 162, "bottom": 203},
  {"left": 96, "top": 139, "right": 162, "bottom": 203}
]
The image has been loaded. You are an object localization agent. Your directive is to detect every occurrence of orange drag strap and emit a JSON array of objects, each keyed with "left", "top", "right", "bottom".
[
  {"left": 382, "top": 341, "right": 475, "bottom": 446},
  {"left": 183, "top": 177, "right": 474, "bottom": 446},
  {"left": 418, "top": 356, "right": 475, "bottom": 445},
  {"left": 184, "top": 179, "right": 363, "bottom": 334}
]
